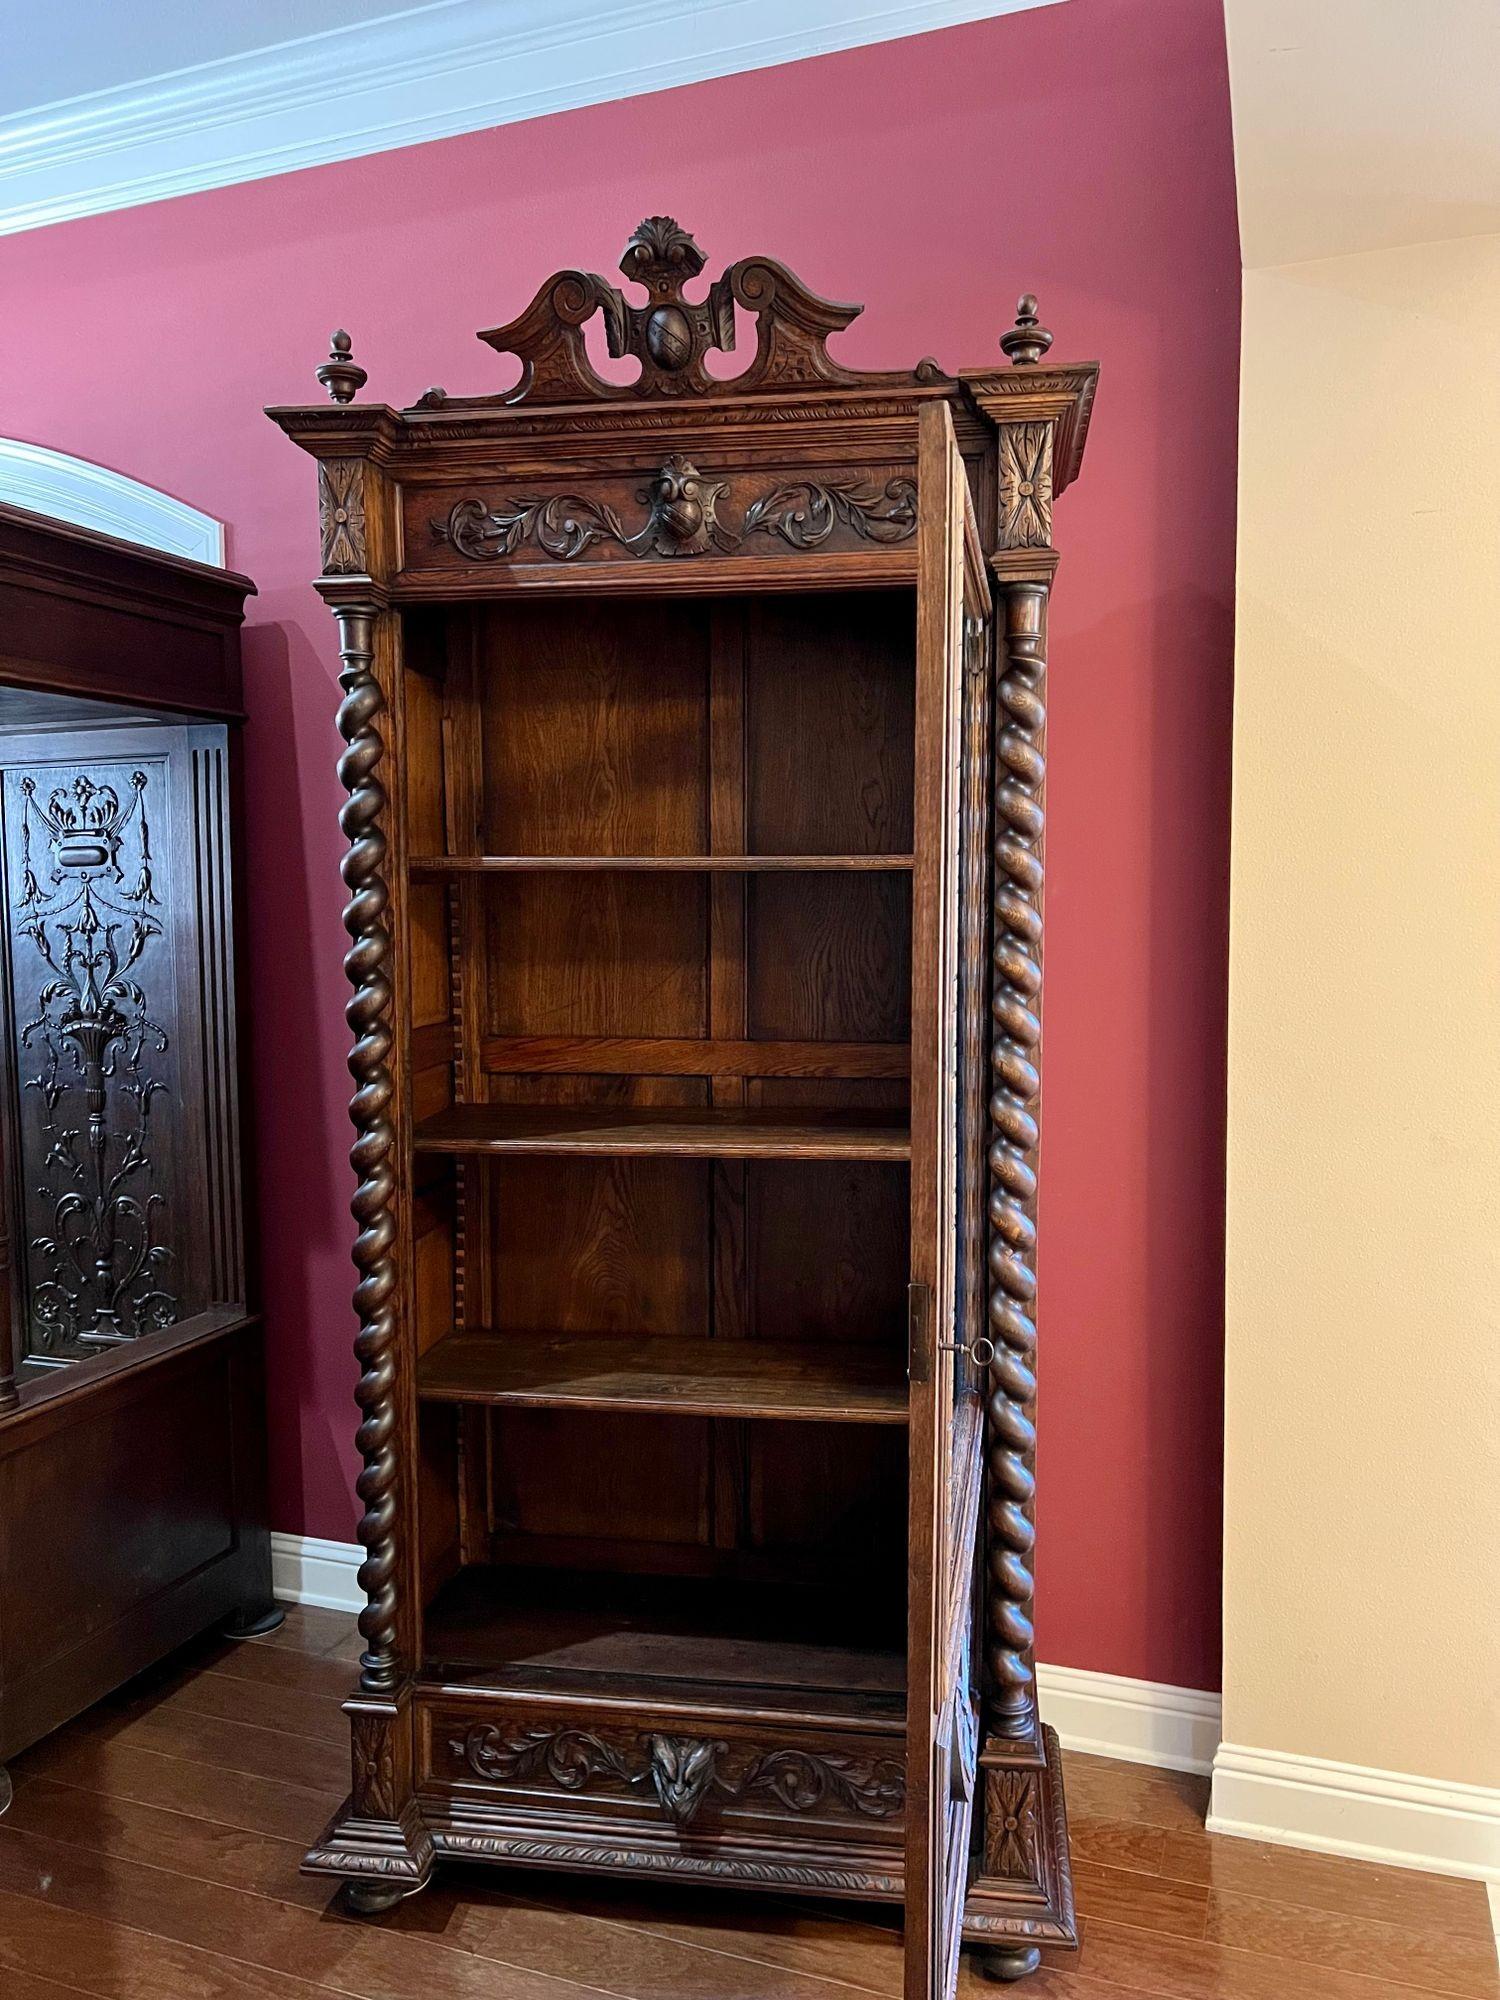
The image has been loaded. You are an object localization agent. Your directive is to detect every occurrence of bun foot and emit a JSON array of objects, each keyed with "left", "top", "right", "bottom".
[
  {"left": 224, "top": 1602, "right": 286, "bottom": 1638},
  {"left": 341, "top": 1879, "right": 408, "bottom": 1916},
  {"left": 979, "top": 1945, "right": 1042, "bottom": 1983}
]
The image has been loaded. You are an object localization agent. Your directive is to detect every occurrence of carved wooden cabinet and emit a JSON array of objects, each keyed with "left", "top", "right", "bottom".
[
  {"left": 0, "top": 503, "right": 279, "bottom": 1807},
  {"left": 270, "top": 219, "right": 1096, "bottom": 1991}
]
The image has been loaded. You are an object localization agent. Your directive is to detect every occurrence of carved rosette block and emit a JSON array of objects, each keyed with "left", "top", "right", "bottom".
[
  {"left": 997, "top": 425, "right": 1054, "bottom": 549},
  {"left": 320, "top": 459, "right": 368, "bottom": 574},
  {"left": 302, "top": 1695, "right": 433, "bottom": 1898},
  {"left": 965, "top": 1726, "right": 1077, "bottom": 1971},
  {"left": 333, "top": 605, "right": 400, "bottom": 1698}
]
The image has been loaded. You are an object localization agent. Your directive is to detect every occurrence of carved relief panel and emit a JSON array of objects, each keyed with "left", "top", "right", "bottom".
[
  {"left": 411, "top": 463, "right": 919, "bottom": 578},
  {"left": 0, "top": 724, "right": 243, "bottom": 1366}
]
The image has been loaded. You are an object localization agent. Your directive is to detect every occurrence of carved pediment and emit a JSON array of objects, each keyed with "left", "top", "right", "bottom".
[{"left": 475, "top": 216, "right": 872, "bottom": 404}]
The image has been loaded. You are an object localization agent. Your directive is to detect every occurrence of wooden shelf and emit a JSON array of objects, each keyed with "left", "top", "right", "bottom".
[
  {"left": 422, "top": 1562, "right": 906, "bottom": 1702},
  {"left": 418, "top": 1329, "right": 908, "bottom": 1424},
  {"left": 413, "top": 1103, "right": 911, "bottom": 1161},
  {"left": 409, "top": 853, "right": 914, "bottom": 874}
]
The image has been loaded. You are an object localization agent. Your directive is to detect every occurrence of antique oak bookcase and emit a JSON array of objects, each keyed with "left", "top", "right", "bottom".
[{"left": 270, "top": 220, "right": 1095, "bottom": 1992}]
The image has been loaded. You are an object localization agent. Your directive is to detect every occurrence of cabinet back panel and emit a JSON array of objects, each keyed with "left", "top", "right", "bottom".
[
  {"left": 477, "top": 599, "right": 710, "bottom": 855},
  {"left": 427, "top": 590, "right": 916, "bottom": 1614},
  {"left": 748, "top": 1160, "right": 909, "bottom": 1346},
  {"left": 490, "top": 1407, "right": 710, "bottom": 1549},
  {"left": 747, "top": 873, "right": 911, "bottom": 1042},
  {"left": 744, "top": 594, "right": 914, "bottom": 855},
  {"left": 484, "top": 875, "right": 708, "bottom": 1038},
  {"left": 488, "top": 1154, "right": 711, "bottom": 1338}
]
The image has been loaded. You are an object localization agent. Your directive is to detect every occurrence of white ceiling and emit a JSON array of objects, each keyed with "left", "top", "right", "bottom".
[
  {"left": 0, "top": 0, "right": 1068, "bottom": 236},
  {"left": 1224, "top": 0, "right": 1500, "bottom": 268}
]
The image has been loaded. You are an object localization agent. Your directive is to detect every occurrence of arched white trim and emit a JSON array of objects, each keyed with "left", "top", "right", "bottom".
[{"left": 0, "top": 438, "right": 224, "bottom": 565}]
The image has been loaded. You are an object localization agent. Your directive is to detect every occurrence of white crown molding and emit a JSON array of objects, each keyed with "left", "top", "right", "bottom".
[
  {"left": 1211, "top": 1741, "right": 1500, "bottom": 1886},
  {"left": 0, "top": 0, "right": 1068, "bottom": 239},
  {"left": 0, "top": 439, "right": 224, "bottom": 562}
]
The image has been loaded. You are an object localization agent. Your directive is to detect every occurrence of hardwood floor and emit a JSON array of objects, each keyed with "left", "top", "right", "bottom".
[{"left": 3, "top": 1605, "right": 1494, "bottom": 2000}]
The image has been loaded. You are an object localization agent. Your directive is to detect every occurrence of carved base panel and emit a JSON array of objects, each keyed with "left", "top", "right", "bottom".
[
  {"left": 963, "top": 1725, "right": 1078, "bottom": 1958},
  {"left": 313, "top": 1685, "right": 911, "bottom": 1903},
  {"left": 433, "top": 1798, "right": 905, "bottom": 1900}
]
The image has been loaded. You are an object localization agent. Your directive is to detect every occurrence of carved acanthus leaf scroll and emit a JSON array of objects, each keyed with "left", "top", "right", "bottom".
[
  {"left": 432, "top": 466, "right": 916, "bottom": 564},
  {"left": 740, "top": 477, "right": 917, "bottom": 548},
  {"left": 477, "top": 216, "right": 875, "bottom": 403},
  {"left": 448, "top": 1723, "right": 905, "bottom": 1828}
]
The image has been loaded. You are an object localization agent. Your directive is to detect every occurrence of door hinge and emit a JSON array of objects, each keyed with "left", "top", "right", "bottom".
[{"left": 908, "top": 1282, "right": 931, "bottom": 1383}]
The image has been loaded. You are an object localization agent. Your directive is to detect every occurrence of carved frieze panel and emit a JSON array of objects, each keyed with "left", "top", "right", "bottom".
[
  {"left": 421, "top": 465, "right": 917, "bottom": 571},
  {"left": 443, "top": 1719, "right": 905, "bottom": 1829},
  {"left": 0, "top": 727, "right": 240, "bottom": 1365}
]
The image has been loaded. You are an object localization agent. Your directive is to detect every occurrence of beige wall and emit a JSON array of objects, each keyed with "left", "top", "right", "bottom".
[{"left": 1224, "top": 230, "right": 1500, "bottom": 1784}]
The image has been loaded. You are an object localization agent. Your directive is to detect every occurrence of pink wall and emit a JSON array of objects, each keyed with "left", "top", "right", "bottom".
[{"left": 0, "top": 0, "right": 1237, "bottom": 1690}]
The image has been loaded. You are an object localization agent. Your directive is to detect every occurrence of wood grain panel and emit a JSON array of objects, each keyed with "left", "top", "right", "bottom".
[
  {"left": 484, "top": 875, "right": 707, "bottom": 1039},
  {"left": 747, "top": 873, "right": 912, "bottom": 1043},
  {"left": 403, "top": 655, "right": 447, "bottom": 854},
  {"left": 489, "top": 1407, "right": 710, "bottom": 1552},
  {"left": 488, "top": 1152, "right": 710, "bottom": 1340},
  {"left": 744, "top": 592, "right": 915, "bottom": 855},
  {"left": 749, "top": 1161, "right": 909, "bottom": 1347},
  {"left": 478, "top": 598, "right": 709, "bottom": 855},
  {"left": 408, "top": 879, "right": 453, "bottom": 1027}
]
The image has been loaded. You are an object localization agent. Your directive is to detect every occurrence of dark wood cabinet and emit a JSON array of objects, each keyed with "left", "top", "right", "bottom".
[
  {"left": 0, "top": 503, "right": 278, "bottom": 1806},
  {"left": 270, "top": 220, "right": 1096, "bottom": 1992}
]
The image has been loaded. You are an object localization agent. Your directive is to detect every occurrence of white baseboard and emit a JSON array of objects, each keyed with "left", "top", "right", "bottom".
[
  {"left": 1036, "top": 1662, "right": 1222, "bottom": 1775},
  {"left": 270, "top": 1533, "right": 1220, "bottom": 1769},
  {"left": 1211, "top": 1742, "right": 1500, "bottom": 1886},
  {"left": 271, "top": 1532, "right": 364, "bottom": 1613}
]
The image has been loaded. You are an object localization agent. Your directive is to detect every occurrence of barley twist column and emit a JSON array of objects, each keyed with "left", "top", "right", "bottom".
[
  {"left": 986, "top": 578, "right": 1048, "bottom": 1741},
  {"left": 335, "top": 601, "right": 400, "bottom": 1698}
]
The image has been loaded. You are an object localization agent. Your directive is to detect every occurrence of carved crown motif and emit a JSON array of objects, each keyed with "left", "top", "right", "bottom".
[{"left": 476, "top": 216, "right": 873, "bottom": 405}]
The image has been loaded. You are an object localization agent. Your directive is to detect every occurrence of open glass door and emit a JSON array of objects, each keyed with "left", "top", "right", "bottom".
[{"left": 907, "top": 400, "right": 992, "bottom": 2000}]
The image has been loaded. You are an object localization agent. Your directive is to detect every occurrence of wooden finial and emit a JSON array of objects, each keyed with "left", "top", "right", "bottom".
[
  {"left": 316, "top": 330, "right": 368, "bottom": 404},
  {"left": 1000, "top": 294, "right": 1053, "bottom": 367}
]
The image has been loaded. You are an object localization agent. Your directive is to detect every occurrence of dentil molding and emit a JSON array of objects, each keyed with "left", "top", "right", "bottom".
[{"left": 0, "top": 0, "right": 1069, "bottom": 238}]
